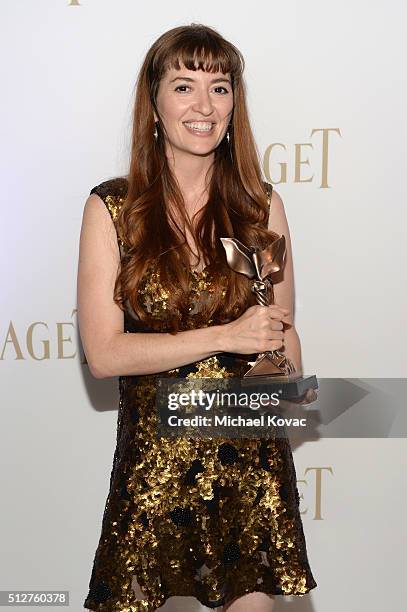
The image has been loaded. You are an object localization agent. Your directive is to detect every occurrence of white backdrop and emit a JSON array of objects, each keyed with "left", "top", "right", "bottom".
[{"left": 1, "top": 1, "right": 406, "bottom": 611}]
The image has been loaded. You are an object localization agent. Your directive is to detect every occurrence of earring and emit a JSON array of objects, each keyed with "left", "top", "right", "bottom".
[
  {"left": 226, "top": 130, "right": 230, "bottom": 143},
  {"left": 153, "top": 122, "right": 158, "bottom": 140}
]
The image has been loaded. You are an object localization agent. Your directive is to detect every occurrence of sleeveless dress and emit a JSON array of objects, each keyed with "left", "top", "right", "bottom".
[{"left": 83, "top": 178, "right": 317, "bottom": 611}]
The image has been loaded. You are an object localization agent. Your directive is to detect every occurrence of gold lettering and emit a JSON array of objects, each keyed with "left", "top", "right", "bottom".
[
  {"left": 57, "top": 320, "right": 76, "bottom": 359},
  {"left": 263, "top": 143, "right": 287, "bottom": 184},
  {"left": 27, "top": 322, "right": 50, "bottom": 360},
  {"left": 294, "top": 143, "right": 314, "bottom": 183},
  {"left": 263, "top": 128, "right": 341, "bottom": 187},
  {"left": 1, "top": 311, "right": 83, "bottom": 361},
  {"left": 310, "top": 127, "right": 341, "bottom": 188},
  {"left": 304, "top": 466, "right": 333, "bottom": 520},
  {"left": 0, "top": 322, "right": 24, "bottom": 360}
]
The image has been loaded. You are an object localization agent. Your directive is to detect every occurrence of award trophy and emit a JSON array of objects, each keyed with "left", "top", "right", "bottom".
[{"left": 220, "top": 234, "right": 318, "bottom": 400}]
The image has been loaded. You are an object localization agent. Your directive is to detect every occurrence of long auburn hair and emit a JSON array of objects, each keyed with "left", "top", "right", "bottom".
[{"left": 114, "top": 24, "right": 278, "bottom": 333}]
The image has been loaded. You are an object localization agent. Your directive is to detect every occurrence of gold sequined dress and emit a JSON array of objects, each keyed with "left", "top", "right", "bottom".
[{"left": 84, "top": 178, "right": 317, "bottom": 611}]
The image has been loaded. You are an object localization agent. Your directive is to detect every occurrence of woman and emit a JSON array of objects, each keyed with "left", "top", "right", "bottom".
[{"left": 78, "top": 24, "right": 317, "bottom": 612}]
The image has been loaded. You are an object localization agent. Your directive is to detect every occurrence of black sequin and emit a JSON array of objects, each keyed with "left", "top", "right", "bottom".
[
  {"left": 223, "top": 541, "right": 241, "bottom": 564},
  {"left": 253, "top": 485, "right": 265, "bottom": 505},
  {"left": 207, "top": 596, "right": 226, "bottom": 608},
  {"left": 119, "top": 513, "right": 131, "bottom": 535},
  {"left": 218, "top": 443, "right": 239, "bottom": 465},
  {"left": 89, "top": 581, "right": 112, "bottom": 604},
  {"left": 202, "top": 495, "right": 219, "bottom": 515},
  {"left": 159, "top": 578, "right": 169, "bottom": 596},
  {"left": 129, "top": 405, "right": 140, "bottom": 425},
  {"left": 295, "top": 486, "right": 301, "bottom": 505},
  {"left": 138, "top": 511, "right": 149, "bottom": 528},
  {"left": 184, "top": 458, "right": 205, "bottom": 484},
  {"left": 279, "top": 481, "right": 289, "bottom": 501},
  {"left": 119, "top": 481, "right": 132, "bottom": 501},
  {"left": 140, "top": 477, "right": 149, "bottom": 490},
  {"left": 259, "top": 441, "right": 272, "bottom": 471},
  {"left": 169, "top": 506, "right": 193, "bottom": 527},
  {"left": 257, "top": 536, "right": 270, "bottom": 552}
]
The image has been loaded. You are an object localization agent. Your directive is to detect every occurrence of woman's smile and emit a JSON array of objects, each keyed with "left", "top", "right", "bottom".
[{"left": 183, "top": 120, "right": 216, "bottom": 135}]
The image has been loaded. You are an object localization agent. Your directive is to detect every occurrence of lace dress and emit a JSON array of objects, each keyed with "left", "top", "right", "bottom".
[{"left": 83, "top": 178, "right": 317, "bottom": 611}]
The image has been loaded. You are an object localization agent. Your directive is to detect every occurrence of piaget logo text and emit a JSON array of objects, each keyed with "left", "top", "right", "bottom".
[
  {"left": 263, "top": 127, "right": 341, "bottom": 188},
  {"left": 298, "top": 466, "right": 333, "bottom": 520},
  {"left": 0, "top": 309, "right": 86, "bottom": 362}
]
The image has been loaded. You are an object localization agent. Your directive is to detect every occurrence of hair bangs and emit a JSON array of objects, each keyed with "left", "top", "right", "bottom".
[{"left": 161, "top": 29, "right": 244, "bottom": 82}]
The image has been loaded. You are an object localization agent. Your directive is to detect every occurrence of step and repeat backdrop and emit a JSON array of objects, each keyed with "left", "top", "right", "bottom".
[{"left": 1, "top": 1, "right": 406, "bottom": 611}]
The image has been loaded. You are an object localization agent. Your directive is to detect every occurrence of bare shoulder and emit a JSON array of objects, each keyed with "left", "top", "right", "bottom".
[
  {"left": 268, "top": 187, "right": 290, "bottom": 235},
  {"left": 81, "top": 192, "right": 116, "bottom": 236},
  {"left": 269, "top": 186, "right": 284, "bottom": 214},
  {"left": 79, "top": 192, "right": 120, "bottom": 264},
  {"left": 81, "top": 174, "right": 127, "bottom": 233},
  {"left": 86, "top": 177, "right": 128, "bottom": 230}
]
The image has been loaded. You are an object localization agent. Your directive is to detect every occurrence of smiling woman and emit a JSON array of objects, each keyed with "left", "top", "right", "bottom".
[
  {"left": 155, "top": 70, "right": 233, "bottom": 149},
  {"left": 80, "top": 23, "right": 317, "bottom": 612}
]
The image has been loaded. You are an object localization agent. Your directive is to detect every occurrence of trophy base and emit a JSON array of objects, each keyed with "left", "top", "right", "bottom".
[
  {"left": 243, "top": 351, "right": 289, "bottom": 377},
  {"left": 241, "top": 373, "right": 318, "bottom": 400}
]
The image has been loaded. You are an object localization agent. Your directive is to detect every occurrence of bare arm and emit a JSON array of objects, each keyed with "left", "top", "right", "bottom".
[
  {"left": 77, "top": 194, "right": 225, "bottom": 379},
  {"left": 268, "top": 188, "right": 304, "bottom": 374}
]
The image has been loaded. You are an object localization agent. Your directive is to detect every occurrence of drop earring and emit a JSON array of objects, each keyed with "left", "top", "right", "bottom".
[
  {"left": 153, "top": 122, "right": 158, "bottom": 140},
  {"left": 226, "top": 127, "right": 234, "bottom": 164}
]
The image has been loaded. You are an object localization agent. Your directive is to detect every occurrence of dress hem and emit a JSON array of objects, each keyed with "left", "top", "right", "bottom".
[{"left": 84, "top": 579, "right": 318, "bottom": 611}]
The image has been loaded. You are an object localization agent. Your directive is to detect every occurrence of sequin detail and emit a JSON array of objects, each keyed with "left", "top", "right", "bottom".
[
  {"left": 138, "top": 265, "right": 172, "bottom": 318},
  {"left": 90, "top": 179, "right": 127, "bottom": 249},
  {"left": 84, "top": 179, "right": 317, "bottom": 611}
]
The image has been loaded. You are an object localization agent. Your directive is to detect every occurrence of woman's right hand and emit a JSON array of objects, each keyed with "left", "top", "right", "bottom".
[{"left": 219, "top": 304, "right": 291, "bottom": 355}]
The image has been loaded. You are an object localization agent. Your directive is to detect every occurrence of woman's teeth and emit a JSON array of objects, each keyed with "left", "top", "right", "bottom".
[{"left": 183, "top": 122, "right": 214, "bottom": 132}]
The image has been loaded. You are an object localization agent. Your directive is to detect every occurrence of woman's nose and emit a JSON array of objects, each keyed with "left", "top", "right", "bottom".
[{"left": 192, "top": 90, "right": 214, "bottom": 115}]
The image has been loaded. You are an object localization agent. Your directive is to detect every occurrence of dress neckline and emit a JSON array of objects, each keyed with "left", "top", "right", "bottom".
[
  {"left": 188, "top": 258, "right": 216, "bottom": 275},
  {"left": 189, "top": 265, "right": 210, "bottom": 275}
]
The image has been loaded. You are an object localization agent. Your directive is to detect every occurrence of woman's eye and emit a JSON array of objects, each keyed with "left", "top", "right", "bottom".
[{"left": 174, "top": 85, "right": 229, "bottom": 94}]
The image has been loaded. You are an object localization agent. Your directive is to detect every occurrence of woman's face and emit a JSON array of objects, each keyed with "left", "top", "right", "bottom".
[{"left": 154, "top": 64, "right": 234, "bottom": 159}]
